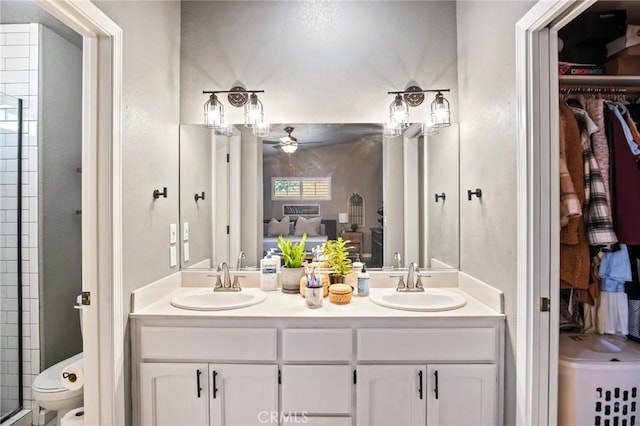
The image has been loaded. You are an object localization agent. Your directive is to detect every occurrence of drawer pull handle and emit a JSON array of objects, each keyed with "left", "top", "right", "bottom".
[
  {"left": 212, "top": 370, "right": 218, "bottom": 399},
  {"left": 418, "top": 370, "right": 423, "bottom": 400},
  {"left": 434, "top": 370, "right": 439, "bottom": 400},
  {"left": 196, "top": 369, "right": 202, "bottom": 398}
]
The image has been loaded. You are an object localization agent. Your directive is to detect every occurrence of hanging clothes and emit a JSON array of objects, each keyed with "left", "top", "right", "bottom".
[
  {"left": 585, "top": 99, "right": 612, "bottom": 203},
  {"left": 605, "top": 105, "right": 640, "bottom": 243},
  {"left": 596, "top": 244, "right": 632, "bottom": 336},
  {"left": 626, "top": 245, "right": 640, "bottom": 342},
  {"left": 571, "top": 107, "right": 618, "bottom": 247},
  {"left": 560, "top": 102, "right": 590, "bottom": 291}
]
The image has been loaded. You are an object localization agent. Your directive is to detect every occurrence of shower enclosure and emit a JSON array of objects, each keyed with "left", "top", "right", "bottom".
[{"left": 0, "top": 93, "right": 23, "bottom": 421}]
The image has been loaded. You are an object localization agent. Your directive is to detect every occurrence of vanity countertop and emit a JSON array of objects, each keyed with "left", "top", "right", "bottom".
[{"left": 130, "top": 284, "right": 504, "bottom": 320}]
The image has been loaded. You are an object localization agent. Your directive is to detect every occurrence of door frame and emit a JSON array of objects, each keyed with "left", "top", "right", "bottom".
[
  {"left": 515, "top": 1, "right": 595, "bottom": 425},
  {"left": 34, "top": 1, "right": 123, "bottom": 425}
]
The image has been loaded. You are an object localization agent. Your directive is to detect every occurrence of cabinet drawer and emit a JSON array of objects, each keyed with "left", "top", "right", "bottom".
[
  {"left": 282, "top": 329, "right": 352, "bottom": 361},
  {"left": 140, "top": 327, "right": 277, "bottom": 361},
  {"left": 281, "top": 365, "right": 351, "bottom": 414},
  {"left": 283, "top": 417, "right": 352, "bottom": 426},
  {"left": 357, "top": 328, "right": 497, "bottom": 362}
]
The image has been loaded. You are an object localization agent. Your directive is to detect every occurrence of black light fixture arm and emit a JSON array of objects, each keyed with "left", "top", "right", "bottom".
[
  {"left": 202, "top": 90, "right": 265, "bottom": 95},
  {"left": 387, "top": 88, "right": 450, "bottom": 95}
]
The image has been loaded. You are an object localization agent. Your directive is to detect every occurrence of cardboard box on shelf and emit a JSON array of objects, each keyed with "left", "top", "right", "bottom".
[
  {"left": 606, "top": 24, "right": 640, "bottom": 57},
  {"left": 604, "top": 56, "right": 640, "bottom": 75}
]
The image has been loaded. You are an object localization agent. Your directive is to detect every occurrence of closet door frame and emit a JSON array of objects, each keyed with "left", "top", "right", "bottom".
[{"left": 515, "top": 1, "right": 597, "bottom": 426}]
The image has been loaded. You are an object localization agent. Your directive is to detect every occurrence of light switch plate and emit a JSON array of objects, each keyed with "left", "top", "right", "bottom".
[
  {"left": 183, "top": 242, "right": 190, "bottom": 262},
  {"left": 183, "top": 222, "right": 189, "bottom": 241},
  {"left": 170, "top": 245, "right": 177, "bottom": 267},
  {"left": 170, "top": 224, "right": 177, "bottom": 244}
]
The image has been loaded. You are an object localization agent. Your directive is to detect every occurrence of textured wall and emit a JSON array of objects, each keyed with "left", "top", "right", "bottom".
[
  {"left": 94, "top": 0, "right": 181, "bottom": 309},
  {"left": 180, "top": 1, "right": 459, "bottom": 125},
  {"left": 455, "top": 1, "right": 535, "bottom": 424}
]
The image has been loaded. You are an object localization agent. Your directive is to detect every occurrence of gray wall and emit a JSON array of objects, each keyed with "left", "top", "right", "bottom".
[
  {"left": 180, "top": 1, "right": 459, "bottom": 124},
  {"left": 94, "top": 0, "right": 181, "bottom": 308},
  {"left": 93, "top": 2, "right": 181, "bottom": 424},
  {"left": 39, "top": 25, "right": 82, "bottom": 368},
  {"left": 455, "top": 1, "right": 535, "bottom": 424},
  {"left": 426, "top": 124, "right": 460, "bottom": 269},
  {"left": 179, "top": 125, "right": 212, "bottom": 268},
  {"left": 263, "top": 139, "right": 382, "bottom": 255}
]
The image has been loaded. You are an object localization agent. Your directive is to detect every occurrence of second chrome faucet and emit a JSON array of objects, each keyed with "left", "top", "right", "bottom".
[{"left": 396, "top": 262, "right": 424, "bottom": 292}]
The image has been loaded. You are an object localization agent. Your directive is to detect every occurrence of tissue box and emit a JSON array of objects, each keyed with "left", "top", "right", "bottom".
[{"left": 606, "top": 24, "right": 640, "bottom": 57}]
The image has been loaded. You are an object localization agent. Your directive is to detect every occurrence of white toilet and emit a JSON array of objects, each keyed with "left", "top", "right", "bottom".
[
  {"left": 32, "top": 295, "right": 84, "bottom": 425},
  {"left": 32, "top": 352, "right": 83, "bottom": 423}
]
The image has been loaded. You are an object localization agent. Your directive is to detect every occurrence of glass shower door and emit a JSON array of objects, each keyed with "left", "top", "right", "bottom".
[{"left": 0, "top": 93, "right": 23, "bottom": 420}]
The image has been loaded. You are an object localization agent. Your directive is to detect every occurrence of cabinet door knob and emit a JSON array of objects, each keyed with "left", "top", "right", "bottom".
[{"left": 418, "top": 370, "right": 423, "bottom": 400}]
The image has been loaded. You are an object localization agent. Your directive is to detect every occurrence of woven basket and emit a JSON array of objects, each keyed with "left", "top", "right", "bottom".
[{"left": 329, "top": 284, "right": 353, "bottom": 304}]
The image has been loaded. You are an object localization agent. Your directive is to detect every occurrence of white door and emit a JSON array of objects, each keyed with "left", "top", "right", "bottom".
[
  {"left": 356, "top": 365, "right": 426, "bottom": 426},
  {"left": 209, "top": 364, "right": 278, "bottom": 426},
  {"left": 212, "top": 133, "right": 230, "bottom": 266},
  {"left": 140, "top": 363, "right": 209, "bottom": 426},
  {"left": 425, "top": 364, "right": 496, "bottom": 426}
]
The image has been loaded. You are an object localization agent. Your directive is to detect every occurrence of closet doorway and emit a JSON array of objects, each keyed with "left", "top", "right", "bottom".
[{"left": 516, "top": 1, "right": 640, "bottom": 425}]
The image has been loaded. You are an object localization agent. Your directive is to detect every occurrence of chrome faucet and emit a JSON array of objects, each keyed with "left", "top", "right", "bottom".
[
  {"left": 236, "top": 251, "right": 246, "bottom": 271},
  {"left": 397, "top": 262, "right": 424, "bottom": 292},
  {"left": 214, "top": 261, "right": 241, "bottom": 292}
]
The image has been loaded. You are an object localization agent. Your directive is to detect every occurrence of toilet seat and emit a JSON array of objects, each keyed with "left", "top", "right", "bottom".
[{"left": 33, "top": 353, "right": 83, "bottom": 404}]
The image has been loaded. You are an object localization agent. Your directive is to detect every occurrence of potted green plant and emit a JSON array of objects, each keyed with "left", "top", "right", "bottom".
[
  {"left": 277, "top": 233, "right": 307, "bottom": 294},
  {"left": 324, "top": 237, "right": 354, "bottom": 284}
]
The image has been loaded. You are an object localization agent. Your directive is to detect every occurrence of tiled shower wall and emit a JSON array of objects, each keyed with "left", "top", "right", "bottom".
[{"left": 0, "top": 23, "right": 40, "bottom": 412}]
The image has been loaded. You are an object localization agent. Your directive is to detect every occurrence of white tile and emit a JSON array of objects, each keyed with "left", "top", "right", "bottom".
[
  {"left": 1, "top": 25, "right": 30, "bottom": 33},
  {"left": 3, "top": 83, "right": 28, "bottom": 96},
  {"left": 0, "top": 45, "right": 29, "bottom": 59},
  {"left": 4, "top": 57, "right": 29, "bottom": 70},
  {"left": 0, "top": 69, "right": 29, "bottom": 83},
  {"left": 5, "top": 33, "right": 29, "bottom": 46},
  {"left": 29, "top": 24, "right": 39, "bottom": 43}
]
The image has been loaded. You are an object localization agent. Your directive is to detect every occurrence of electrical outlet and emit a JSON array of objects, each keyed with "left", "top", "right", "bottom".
[
  {"left": 183, "top": 242, "right": 190, "bottom": 262},
  {"left": 183, "top": 222, "right": 189, "bottom": 241},
  {"left": 170, "top": 224, "right": 177, "bottom": 244},
  {"left": 170, "top": 245, "right": 177, "bottom": 267}
]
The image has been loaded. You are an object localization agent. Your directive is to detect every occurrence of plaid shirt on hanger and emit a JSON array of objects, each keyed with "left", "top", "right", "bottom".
[{"left": 572, "top": 107, "right": 619, "bottom": 247}]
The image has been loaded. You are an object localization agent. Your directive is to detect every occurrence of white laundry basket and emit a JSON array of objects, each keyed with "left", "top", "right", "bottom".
[{"left": 559, "top": 333, "right": 640, "bottom": 426}]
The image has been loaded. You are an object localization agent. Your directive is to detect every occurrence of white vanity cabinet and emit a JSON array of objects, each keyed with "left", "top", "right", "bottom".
[
  {"left": 356, "top": 328, "right": 500, "bottom": 426},
  {"left": 140, "top": 363, "right": 278, "bottom": 426},
  {"left": 131, "top": 291, "right": 505, "bottom": 426},
  {"left": 140, "top": 362, "right": 209, "bottom": 426}
]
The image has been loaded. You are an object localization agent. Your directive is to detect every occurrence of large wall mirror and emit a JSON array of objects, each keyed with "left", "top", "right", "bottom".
[{"left": 178, "top": 123, "right": 459, "bottom": 271}]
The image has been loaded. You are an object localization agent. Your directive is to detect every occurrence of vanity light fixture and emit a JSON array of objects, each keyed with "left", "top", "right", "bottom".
[
  {"left": 386, "top": 86, "right": 451, "bottom": 135},
  {"left": 202, "top": 86, "right": 268, "bottom": 136}
]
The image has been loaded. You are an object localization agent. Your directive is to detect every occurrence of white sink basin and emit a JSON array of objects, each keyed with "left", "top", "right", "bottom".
[
  {"left": 369, "top": 288, "right": 466, "bottom": 312},
  {"left": 170, "top": 288, "right": 267, "bottom": 311}
]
